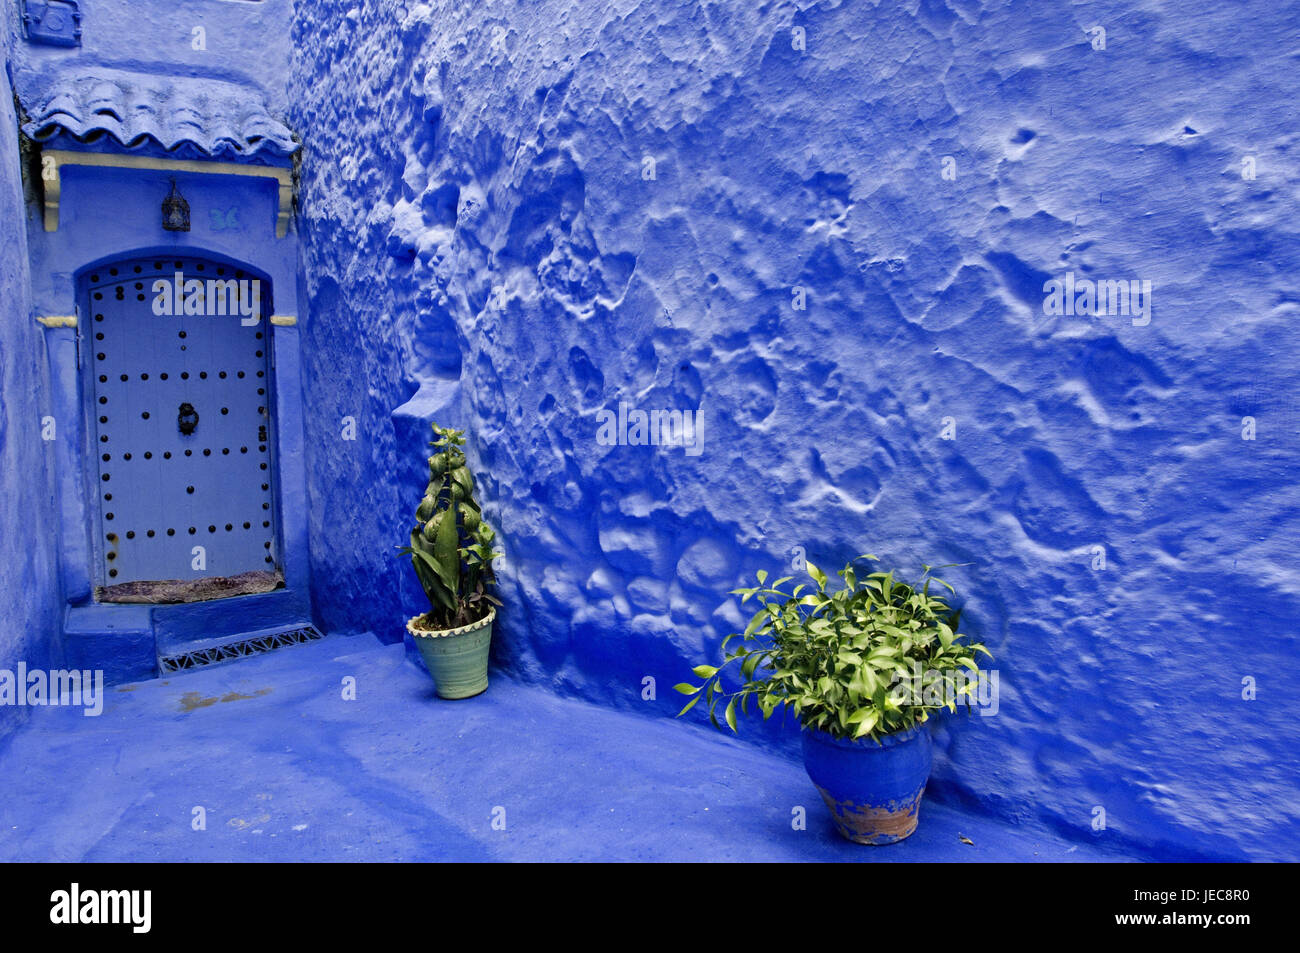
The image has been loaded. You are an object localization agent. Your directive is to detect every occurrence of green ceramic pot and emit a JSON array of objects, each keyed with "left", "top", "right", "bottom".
[{"left": 407, "top": 607, "right": 495, "bottom": 699}]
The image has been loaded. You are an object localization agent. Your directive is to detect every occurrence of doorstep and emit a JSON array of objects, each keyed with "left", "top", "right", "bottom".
[{"left": 62, "top": 587, "right": 315, "bottom": 685}]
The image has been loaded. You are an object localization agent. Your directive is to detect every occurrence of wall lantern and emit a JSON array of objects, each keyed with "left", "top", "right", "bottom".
[{"left": 161, "top": 178, "right": 190, "bottom": 232}]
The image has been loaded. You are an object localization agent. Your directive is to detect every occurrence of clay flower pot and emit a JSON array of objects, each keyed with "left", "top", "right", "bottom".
[
  {"left": 407, "top": 607, "right": 495, "bottom": 699},
  {"left": 800, "top": 722, "right": 933, "bottom": 845}
]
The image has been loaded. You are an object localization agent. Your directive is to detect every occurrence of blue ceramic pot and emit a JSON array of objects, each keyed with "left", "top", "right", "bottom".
[{"left": 800, "top": 722, "right": 933, "bottom": 844}]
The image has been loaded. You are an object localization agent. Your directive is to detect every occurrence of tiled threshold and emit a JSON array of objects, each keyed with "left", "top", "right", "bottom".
[{"left": 0, "top": 635, "right": 1131, "bottom": 862}]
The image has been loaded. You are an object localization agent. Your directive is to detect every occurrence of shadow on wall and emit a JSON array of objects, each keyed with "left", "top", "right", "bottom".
[
  {"left": 299, "top": 272, "right": 413, "bottom": 643},
  {"left": 1, "top": 27, "right": 64, "bottom": 742}
]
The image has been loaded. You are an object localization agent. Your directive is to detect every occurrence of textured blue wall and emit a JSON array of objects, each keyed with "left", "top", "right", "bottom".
[
  {"left": 284, "top": 0, "right": 1296, "bottom": 861},
  {"left": 10, "top": 0, "right": 292, "bottom": 113},
  {"left": 0, "top": 9, "right": 63, "bottom": 741}
]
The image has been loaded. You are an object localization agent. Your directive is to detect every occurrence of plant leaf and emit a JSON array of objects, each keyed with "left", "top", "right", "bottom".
[
  {"left": 807, "top": 562, "right": 828, "bottom": 589},
  {"left": 433, "top": 500, "right": 460, "bottom": 594}
]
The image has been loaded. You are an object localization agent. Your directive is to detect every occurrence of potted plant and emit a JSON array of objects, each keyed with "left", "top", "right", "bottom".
[
  {"left": 398, "top": 422, "right": 502, "bottom": 699},
  {"left": 676, "top": 556, "right": 991, "bottom": 844}
]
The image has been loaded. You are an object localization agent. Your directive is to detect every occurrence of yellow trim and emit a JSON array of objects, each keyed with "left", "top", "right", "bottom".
[
  {"left": 41, "top": 149, "right": 295, "bottom": 239},
  {"left": 269, "top": 314, "right": 297, "bottom": 326},
  {"left": 37, "top": 315, "right": 77, "bottom": 328}
]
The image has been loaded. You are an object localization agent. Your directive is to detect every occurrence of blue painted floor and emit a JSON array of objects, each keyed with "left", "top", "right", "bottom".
[{"left": 0, "top": 636, "right": 1129, "bottom": 862}]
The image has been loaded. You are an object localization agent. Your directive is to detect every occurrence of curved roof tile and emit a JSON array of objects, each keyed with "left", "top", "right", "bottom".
[{"left": 22, "top": 69, "right": 299, "bottom": 160}]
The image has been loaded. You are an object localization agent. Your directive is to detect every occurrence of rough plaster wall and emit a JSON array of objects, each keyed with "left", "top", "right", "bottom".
[
  {"left": 289, "top": 1, "right": 1300, "bottom": 860},
  {"left": 1, "top": 15, "right": 62, "bottom": 741},
  {"left": 10, "top": 0, "right": 293, "bottom": 113}
]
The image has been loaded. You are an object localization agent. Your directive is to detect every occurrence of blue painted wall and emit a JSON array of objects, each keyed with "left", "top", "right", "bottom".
[
  {"left": 9, "top": 0, "right": 291, "bottom": 113},
  {"left": 287, "top": 1, "right": 1300, "bottom": 861},
  {"left": 0, "top": 7, "right": 63, "bottom": 742}
]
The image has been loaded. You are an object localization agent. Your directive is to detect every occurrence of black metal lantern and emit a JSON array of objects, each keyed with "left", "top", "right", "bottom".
[{"left": 162, "top": 178, "right": 190, "bottom": 232}]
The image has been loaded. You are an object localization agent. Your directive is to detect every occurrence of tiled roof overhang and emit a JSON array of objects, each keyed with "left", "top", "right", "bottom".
[{"left": 22, "top": 68, "right": 299, "bottom": 162}]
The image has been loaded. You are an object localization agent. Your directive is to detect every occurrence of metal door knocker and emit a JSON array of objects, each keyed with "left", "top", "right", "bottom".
[{"left": 178, "top": 402, "right": 199, "bottom": 436}]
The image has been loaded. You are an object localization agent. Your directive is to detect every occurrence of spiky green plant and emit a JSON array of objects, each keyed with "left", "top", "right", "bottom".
[{"left": 398, "top": 423, "right": 502, "bottom": 630}]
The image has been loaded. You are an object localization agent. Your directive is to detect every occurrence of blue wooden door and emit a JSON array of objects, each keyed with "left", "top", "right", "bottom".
[{"left": 85, "top": 255, "right": 278, "bottom": 594}]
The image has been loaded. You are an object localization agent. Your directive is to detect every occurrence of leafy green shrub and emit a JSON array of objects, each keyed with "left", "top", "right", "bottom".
[
  {"left": 399, "top": 423, "right": 502, "bottom": 630},
  {"left": 676, "top": 556, "right": 991, "bottom": 741}
]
